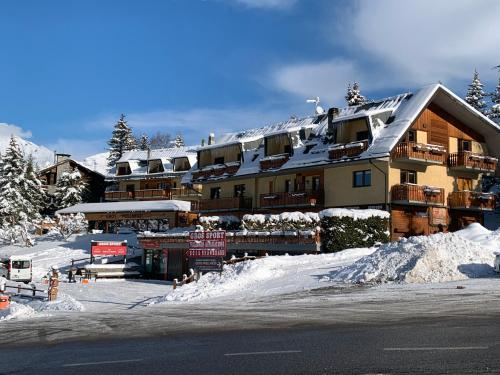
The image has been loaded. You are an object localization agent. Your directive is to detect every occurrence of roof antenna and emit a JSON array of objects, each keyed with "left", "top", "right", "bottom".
[{"left": 306, "top": 96, "right": 325, "bottom": 115}]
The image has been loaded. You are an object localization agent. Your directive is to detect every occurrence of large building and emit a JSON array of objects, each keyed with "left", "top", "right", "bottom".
[{"left": 180, "top": 84, "right": 499, "bottom": 239}]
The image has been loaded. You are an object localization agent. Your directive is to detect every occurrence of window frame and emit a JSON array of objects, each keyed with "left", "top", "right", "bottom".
[{"left": 352, "top": 170, "right": 371, "bottom": 188}]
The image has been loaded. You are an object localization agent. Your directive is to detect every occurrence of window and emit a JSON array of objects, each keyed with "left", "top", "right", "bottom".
[
  {"left": 353, "top": 170, "right": 371, "bottom": 187},
  {"left": 312, "top": 176, "right": 321, "bottom": 191},
  {"left": 356, "top": 130, "right": 370, "bottom": 141},
  {"left": 210, "top": 187, "right": 221, "bottom": 199},
  {"left": 458, "top": 178, "right": 473, "bottom": 191},
  {"left": 459, "top": 139, "right": 471, "bottom": 152},
  {"left": 214, "top": 156, "right": 225, "bottom": 165},
  {"left": 284, "top": 144, "right": 292, "bottom": 155},
  {"left": 12, "top": 261, "right": 30, "bottom": 269},
  {"left": 407, "top": 130, "right": 416, "bottom": 143},
  {"left": 126, "top": 184, "right": 135, "bottom": 192},
  {"left": 269, "top": 181, "right": 274, "bottom": 194},
  {"left": 234, "top": 184, "right": 246, "bottom": 197},
  {"left": 284, "top": 180, "right": 292, "bottom": 193},
  {"left": 400, "top": 170, "right": 417, "bottom": 184}
]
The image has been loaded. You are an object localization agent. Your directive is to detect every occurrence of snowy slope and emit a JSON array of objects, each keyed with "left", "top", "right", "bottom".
[
  {"left": 0, "top": 134, "right": 54, "bottom": 168},
  {"left": 79, "top": 151, "right": 111, "bottom": 175}
]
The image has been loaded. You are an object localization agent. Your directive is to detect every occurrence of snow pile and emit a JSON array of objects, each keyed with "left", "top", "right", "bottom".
[
  {"left": 199, "top": 215, "right": 240, "bottom": 230},
  {"left": 333, "top": 229, "right": 496, "bottom": 284},
  {"left": 151, "top": 248, "right": 374, "bottom": 303},
  {"left": 319, "top": 208, "right": 390, "bottom": 220},
  {"left": 242, "top": 212, "right": 320, "bottom": 231},
  {"left": 30, "top": 293, "right": 84, "bottom": 312},
  {"left": 0, "top": 301, "right": 38, "bottom": 321}
]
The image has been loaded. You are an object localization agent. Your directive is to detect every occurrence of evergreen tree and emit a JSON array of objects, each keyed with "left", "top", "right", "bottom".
[
  {"left": 138, "top": 133, "right": 150, "bottom": 151},
  {"left": 107, "top": 114, "right": 137, "bottom": 166},
  {"left": 54, "top": 168, "right": 87, "bottom": 209},
  {"left": 489, "top": 78, "right": 500, "bottom": 121},
  {"left": 173, "top": 134, "right": 185, "bottom": 148},
  {"left": 345, "top": 82, "right": 366, "bottom": 106},
  {"left": 465, "top": 69, "right": 487, "bottom": 115},
  {"left": 0, "top": 136, "right": 32, "bottom": 226},
  {"left": 21, "top": 155, "right": 47, "bottom": 219}
]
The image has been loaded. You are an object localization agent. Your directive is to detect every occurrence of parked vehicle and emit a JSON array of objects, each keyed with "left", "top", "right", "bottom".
[
  {"left": 0, "top": 256, "right": 33, "bottom": 283},
  {"left": 495, "top": 253, "right": 500, "bottom": 273}
]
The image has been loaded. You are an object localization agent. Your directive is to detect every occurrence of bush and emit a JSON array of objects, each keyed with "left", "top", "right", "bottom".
[{"left": 319, "top": 208, "right": 390, "bottom": 252}]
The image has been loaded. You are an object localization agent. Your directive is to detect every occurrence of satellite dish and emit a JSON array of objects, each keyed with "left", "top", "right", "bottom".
[{"left": 306, "top": 96, "right": 325, "bottom": 115}]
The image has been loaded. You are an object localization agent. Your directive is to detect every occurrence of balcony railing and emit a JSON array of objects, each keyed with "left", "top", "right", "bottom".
[
  {"left": 448, "top": 191, "right": 496, "bottom": 211},
  {"left": 448, "top": 152, "right": 498, "bottom": 173},
  {"left": 105, "top": 187, "right": 202, "bottom": 201},
  {"left": 259, "top": 190, "right": 324, "bottom": 208},
  {"left": 192, "top": 163, "right": 241, "bottom": 180},
  {"left": 391, "top": 184, "right": 445, "bottom": 206},
  {"left": 391, "top": 142, "right": 447, "bottom": 164},
  {"left": 260, "top": 154, "right": 290, "bottom": 171},
  {"left": 199, "top": 196, "right": 252, "bottom": 212},
  {"left": 329, "top": 140, "right": 369, "bottom": 160}
]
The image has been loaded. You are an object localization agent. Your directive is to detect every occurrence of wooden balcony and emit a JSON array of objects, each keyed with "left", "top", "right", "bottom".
[
  {"left": 391, "top": 184, "right": 445, "bottom": 206},
  {"left": 260, "top": 154, "right": 290, "bottom": 171},
  {"left": 105, "top": 187, "right": 201, "bottom": 201},
  {"left": 329, "top": 140, "right": 368, "bottom": 160},
  {"left": 199, "top": 197, "right": 252, "bottom": 212},
  {"left": 448, "top": 191, "right": 496, "bottom": 211},
  {"left": 391, "top": 142, "right": 447, "bottom": 165},
  {"left": 448, "top": 152, "right": 498, "bottom": 173},
  {"left": 259, "top": 190, "right": 324, "bottom": 209},
  {"left": 192, "top": 163, "right": 241, "bottom": 180}
]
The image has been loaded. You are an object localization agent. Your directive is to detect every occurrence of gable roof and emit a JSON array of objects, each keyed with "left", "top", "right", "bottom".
[{"left": 38, "top": 158, "right": 105, "bottom": 178}]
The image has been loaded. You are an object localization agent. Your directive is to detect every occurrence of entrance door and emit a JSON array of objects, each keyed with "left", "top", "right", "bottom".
[{"left": 166, "top": 249, "right": 184, "bottom": 281}]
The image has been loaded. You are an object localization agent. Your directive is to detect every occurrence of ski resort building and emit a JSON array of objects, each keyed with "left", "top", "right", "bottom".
[
  {"left": 182, "top": 84, "right": 499, "bottom": 239},
  {"left": 104, "top": 147, "right": 202, "bottom": 206}
]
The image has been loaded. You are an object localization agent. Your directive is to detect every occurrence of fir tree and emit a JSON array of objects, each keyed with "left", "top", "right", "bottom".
[
  {"left": 465, "top": 69, "right": 487, "bottom": 115},
  {"left": 345, "top": 82, "right": 366, "bottom": 106},
  {"left": 54, "top": 168, "right": 87, "bottom": 209},
  {"left": 173, "top": 134, "right": 185, "bottom": 148},
  {"left": 138, "top": 133, "right": 150, "bottom": 151},
  {"left": 107, "top": 114, "right": 137, "bottom": 166},
  {"left": 489, "top": 78, "right": 500, "bottom": 121},
  {"left": 21, "top": 155, "right": 47, "bottom": 219}
]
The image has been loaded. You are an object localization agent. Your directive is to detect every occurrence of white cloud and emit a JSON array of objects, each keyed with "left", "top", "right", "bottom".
[
  {"left": 232, "top": 0, "right": 297, "bottom": 9},
  {"left": 0, "top": 123, "right": 32, "bottom": 139},
  {"left": 272, "top": 0, "right": 500, "bottom": 104}
]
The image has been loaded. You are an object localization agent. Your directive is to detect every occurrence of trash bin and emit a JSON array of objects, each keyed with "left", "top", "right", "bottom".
[{"left": 0, "top": 295, "right": 9, "bottom": 310}]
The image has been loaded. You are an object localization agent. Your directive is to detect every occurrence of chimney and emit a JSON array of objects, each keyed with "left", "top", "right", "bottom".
[
  {"left": 327, "top": 107, "right": 340, "bottom": 136},
  {"left": 56, "top": 153, "right": 71, "bottom": 164},
  {"left": 201, "top": 139, "right": 205, "bottom": 147},
  {"left": 208, "top": 133, "right": 215, "bottom": 146}
]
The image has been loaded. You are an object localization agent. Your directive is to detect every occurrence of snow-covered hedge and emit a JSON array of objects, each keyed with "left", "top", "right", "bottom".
[
  {"left": 54, "top": 213, "right": 88, "bottom": 237},
  {"left": 319, "top": 208, "right": 390, "bottom": 252},
  {"left": 242, "top": 212, "right": 320, "bottom": 232},
  {"left": 199, "top": 216, "right": 241, "bottom": 231}
]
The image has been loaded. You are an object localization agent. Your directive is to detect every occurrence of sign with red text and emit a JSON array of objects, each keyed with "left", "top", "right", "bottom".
[
  {"left": 91, "top": 241, "right": 127, "bottom": 256},
  {"left": 187, "top": 231, "right": 226, "bottom": 258}
]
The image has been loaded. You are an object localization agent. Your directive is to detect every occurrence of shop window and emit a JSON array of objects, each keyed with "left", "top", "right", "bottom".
[
  {"left": 234, "top": 184, "right": 246, "bottom": 197},
  {"left": 353, "top": 170, "right": 371, "bottom": 187},
  {"left": 400, "top": 170, "right": 417, "bottom": 184},
  {"left": 210, "top": 187, "right": 221, "bottom": 199}
]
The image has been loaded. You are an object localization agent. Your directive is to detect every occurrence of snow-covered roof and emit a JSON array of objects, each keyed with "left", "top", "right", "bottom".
[
  {"left": 117, "top": 146, "right": 198, "bottom": 162},
  {"left": 56, "top": 200, "right": 192, "bottom": 214},
  {"left": 186, "top": 83, "right": 500, "bottom": 183},
  {"left": 38, "top": 158, "right": 106, "bottom": 178}
]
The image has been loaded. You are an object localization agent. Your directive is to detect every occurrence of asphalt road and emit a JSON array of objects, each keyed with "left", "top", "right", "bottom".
[{"left": 1, "top": 316, "right": 499, "bottom": 375}]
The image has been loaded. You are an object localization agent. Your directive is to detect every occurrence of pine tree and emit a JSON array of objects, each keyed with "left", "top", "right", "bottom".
[
  {"left": 21, "top": 155, "right": 47, "bottom": 219},
  {"left": 0, "top": 136, "right": 32, "bottom": 226},
  {"left": 138, "top": 134, "right": 150, "bottom": 151},
  {"left": 54, "top": 168, "right": 87, "bottom": 209},
  {"left": 107, "top": 114, "right": 137, "bottom": 166},
  {"left": 345, "top": 82, "right": 366, "bottom": 106},
  {"left": 465, "top": 69, "right": 487, "bottom": 115},
  {"left": 489, "top": 78, "right": 500, "bottom": 121},
  {"left": 173, "top": 134, "right": 185, "bottom": 148}
]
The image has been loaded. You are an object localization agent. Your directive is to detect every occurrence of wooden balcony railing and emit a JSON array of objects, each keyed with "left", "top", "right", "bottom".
[
  {"left": 448, "top": 191, "right": 496, "bottom": 211},
  {"left": 448, "top": 152, "right": 498, "bottom": 172},
  {"left": 260, "top": 190, "right": 324, "bottom": 208},
  {"left": 260, "top": 154, "right": 290, "bottom": 171},
  {"left": 105, "top": 191, "right": 134, "bottom": 200},
  {"left": 329, "top": 140, "right": 369, "bottom": 160},
  {"left": 105, "top": 187, "right": 202, "bottom": 201},
  {"left": 192, "top": 163, "right": 241, "bottom": 180},
  {"left": 391, "top": 184, "right": 445, "bottom": 206},
  {"left": 391, "top": 142, "right": 447, "bottom": 164},
  {"left": 199, "top": 197, "right": 252, "bottom": 212}
]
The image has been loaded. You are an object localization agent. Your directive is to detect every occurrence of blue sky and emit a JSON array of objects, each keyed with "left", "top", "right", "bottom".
[{"left": 0, "top": 0, "right": 499, "bottom": 159}]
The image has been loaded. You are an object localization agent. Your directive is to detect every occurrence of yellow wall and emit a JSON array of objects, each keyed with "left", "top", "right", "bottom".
[
  {"left": 323, "top": 161, "right": 388, "bottom": 207},
  {"left": 202, "top": 178, "right": 257, "bottom": 205},
  {"left": 118, "top": 180, "right": 140, "bottom": 191},
  {"left": 416, "top": 130, "right": 427, "bottom": 144},
  {"left": 449, "top": 137, "right": 458, "bottom": 153},
  {"left": 336, "top": 119, "right": 369, "bottom": 144}
]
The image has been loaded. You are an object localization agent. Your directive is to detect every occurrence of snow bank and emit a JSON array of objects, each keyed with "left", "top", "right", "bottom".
[
  {"left": 333, "top": 229, "right": 496, "bottom": 284},
  {"left": 319, "top": 208, "right": 390, "bottom": 220},
  {"left": 0, "top": 302, "right": 38, "bottom": 321}
]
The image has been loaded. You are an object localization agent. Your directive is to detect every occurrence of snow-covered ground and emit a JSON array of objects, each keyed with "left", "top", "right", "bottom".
[{"left": 0, "top": 223, "right": 499, "bottom": 321}]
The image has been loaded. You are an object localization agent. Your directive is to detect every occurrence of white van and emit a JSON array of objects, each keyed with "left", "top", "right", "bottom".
[{"left": 0, "top": 256, "right": 32, "bottom": 283}]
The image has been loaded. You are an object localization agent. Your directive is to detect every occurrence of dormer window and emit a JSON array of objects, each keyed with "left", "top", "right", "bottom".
[
  {"left": 148, "top": 159, "right": 164, "bottom": 174},
  {"left": 214, "top": 156, "right": 225, "bottom": 165},
  {"left": 116, "top": 163, "right": 131, "bottom": 176}
]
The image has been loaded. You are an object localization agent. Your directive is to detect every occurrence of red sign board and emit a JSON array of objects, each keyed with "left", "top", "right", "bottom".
[
  {"left": 187, "top": 231, "right": 226, "bottom": 258},
  {"left": 91, "top": 241, "right": 127, "bottom": 256}
]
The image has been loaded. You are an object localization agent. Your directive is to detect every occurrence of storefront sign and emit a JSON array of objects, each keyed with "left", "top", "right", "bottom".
[
  {"left": 189, "top": 257, "right": 223, "bottom": 273},
  {"left": 91, "top": 241, "right": 127, "bottom": 256},
  {"left": 430, "top": 207, "right": 448, "bottom": 226},
  {"left": 187, "top": 231, "right": 226, "bottom": 258}
]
